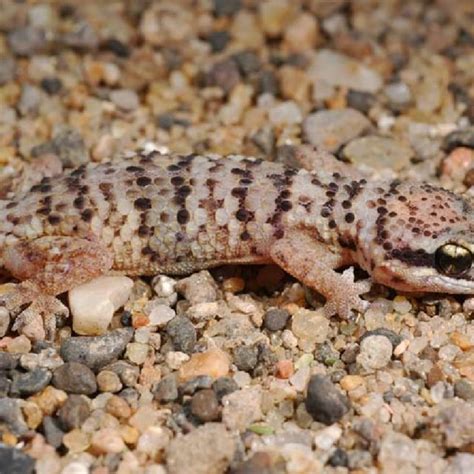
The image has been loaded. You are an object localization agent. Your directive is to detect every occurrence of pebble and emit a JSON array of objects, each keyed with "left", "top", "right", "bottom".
[
  {"left": 259, "top": 0, "right": 293, "bottom": 37},
  {"left": 309, "top": 49, "right": 383, "bottom": 93},
  {"left": 213, "top": 0, "right": 241, "bottom": 17},
  {"left": 148, "top": 304, "right": 176, "bottom": 327},
  {"left": 268, "top": 100, "right": 303, "bottom": 126},
  {"left": 180, "top": 375, "right": 213, "bottom": 395},
  {"left": 0, "top": 352, "right": 18, "bottom": 370},
  {"left": 346, "top": 89, "right": 376, "bottom": 114},
  {"left": 222, "top": 386, "right": 262, "bottom": 431},
  {"left": 0, "top": 308, "right": 10, "bottom": 337},
  {"left": 284, "top": 12, "right": 319, "bottom": 53},
  {"left": 207, "top": 31, "right": 230, "bottom": 53},
  {"left": 263, "top": 308, "right": 290, "bottom": 331},
  {"left": 104, "top": 361, "right": 139, "bottom": 387},
  {"left": 343, "top": 136, "right": 413, "bottom": 171},
  {"left": 166, "top": 351, "right": 189, "bottom": 370},
  {"left": 305, "top": 375, "right": 350, "bottom": 425},
  {"left": 166, "top": 423, "right": 235, "bottom": 474},
  {"left": 69, "top": 276, "right": 133, "bottom": 336},
  {"left": 0, "top": 398, "right": 28, "bottom": 435},
  {"left": 291, "top": 308, "right": 330, "bottom": 350},
  {"left": 60, "top": 328, "right": 134, "bottom": 371},
  {"left": 360, "top": 328, "right": 402, "bottom": 349},
  {"left": 51, "top": 128, "right": 89, "bottom": 167},
  {"left": 91, "top": 428, "right": 125, "bottom": 454},
  {"left": 52, "top": 362, "right": 97, "bottom": 395},
  {"left": 357, "top": 335, "right": 393, "bottom": 371},
  {"left": 206, "top": 59, "right": 241, "bottom": 94},
  {"left": 442, "top": 127, "right": 474, "bottom": 153},
  {"left": 179, "top": 349, "right": 230, "bottom": 382},
  {"left": 137, "top": 426, "right": 170, "bottom": 457},
  {"left": 212, "top": 377, "right": 239, "bottom": 401},
  {"left": 154, "top": 374, "right": 179, "bottom": 403},
  {"left": 96, "top": 370, "right": 122, "bottom": 393},
  {"left": 166, "top": 315, "right": 197, "bottom": 354},
  {"left": 191, "top": 389, "right": 220, "bottom": 422},
  {"left": 9, "top": 368, "right": 52, "bottom": 396},
  {"left": 0, "top": 443, "right": 34, "bottom": 474},
  {"left": 384, "top": 82, "right": 412, "bottom": 110},
  {"left": 57, "top": 394, "right": 91, "bottom": 431},
  {"left": 0, "top": 56, "right": 15, "bottom": 85},
  {"left": 18, "top": 84, "right": 41, "bottom": 115},
  {"left": 40, "top": 77, "right": 62, "bottom": 95},
  {"left": 8, "top": 26, "right": 47, "bottom": 56},
  {"left": 175, "top": 271, "right": 218, "bottom": 304},
  {"left": 454, "top": 379, "right": 474, "bottom": 401},
  {"left": 232, "top": 50, "right": 261, "bottom": 77},
  {"left": 110, "top": 89, "right": 140, "bottom": 111},
  {"left": 42, "top": 416, "right": 65, "bottom": 448},
  {"left": 303, "top": 108, "right": 370, "bottom": 152},
  {"left": 233, "top": 345, "right": 258, "bottom": 372},
  {"left": 125, "top": 342, "right": 150, "bottom": 365}
]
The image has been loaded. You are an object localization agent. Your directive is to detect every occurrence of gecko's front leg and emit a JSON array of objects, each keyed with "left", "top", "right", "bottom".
[
  {"left": 270, "top": 230, "right": 371, "bottom": 319},
  {"left": 1, "top": 236, "right": 113, "bottom": 340}
]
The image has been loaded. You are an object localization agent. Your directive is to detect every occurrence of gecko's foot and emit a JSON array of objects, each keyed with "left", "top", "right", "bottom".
[
  {"left": 323, "top": 268, "right": 371, "bottom": 319},
  {"left": 9, "top": 294, "right": 69, "bottom": 341}
]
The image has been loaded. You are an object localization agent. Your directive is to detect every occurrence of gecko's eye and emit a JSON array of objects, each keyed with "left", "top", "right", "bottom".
[{"left": 435, "top": 244, "right": 472, "bottom": 276}]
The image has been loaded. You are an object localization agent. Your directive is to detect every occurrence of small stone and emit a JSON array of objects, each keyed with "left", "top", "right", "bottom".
[
  {"left": 102, "top": 38, "right": 130, "bottom": 58},
  {"left": 91, "top": 428, "right": 125, "bottom": 454},
  {"left": 50, "top": 128, "right": 89, "bottom": 167},
  {"left": 180, "top": 375, "right": 213, "bottom": 395},
  {"left": 233, "top": 345, "right": 258, "bottom": 372},
  {"left": 9, "top": 368, "right": 52, "bottom": 396},
  {"left": 328, "top": 448, "right": 349, "bottom": 467},
  {"left": 28, "top": 386, "right": 67, "bottom": 416},
  {"left": 104, "top": 361, "right": 139, "bottom": 387},
  {"left": 343, "top": 136, "right": 413, "bottom": 172},
  {"left": 283, "top": 12, "right": 319, "bottom": 53},
  {"left": 0, "top": 57, "right": 16, "bottom": 85},
  {"left": 213, "top": 0, "right": 241, "bottom": 16},
  {"left": 96, "top": 370, "right": 122, "bottom": 393},
  {"left": 175, "top": 271, "right": 218, "bottom": 304},
  {"left": 276, "top": 360, "right": 294, "bottom": 379},
  {"left": 303, "top": 108, "right": 370, "bottom": 153},
  {"left": 18, "top": 85, "right": 41, "bottom": 115},
  {"left": 442, "top": 127, "right": 474, "bottom": 153},
  {"left": 167, "top": 423, "right": 235, "bottom": 474},
  {"left": 340, "top": 375, "right": 364, "bottom": 392},
  {"left": 212, "top": 377, "right": 239, "bottom": 401},
  {"left": 154, "top": 374, "right": 179, "bottom": 403},
  {"left": 61, "top": 21, "right": 98, "bottom": 50},
  {"left": 259, "top": 0, "right": 293, "bottom": 37},
  {"left": 232, "top": 50, "right": 261, "bottom": 77},
  {"left": 309, "top": 49, "right": 383, "bottom": 93},
  {"left": 179, "top": 349, "right": 230, "bottom": 382},
  {"left": 69, "top": 276, "right": 133, "bottom": 336},
  {"left": 137, "top": 426, "right": 170, "bottom": 457},
  {"left": 0, "top": 352, "right": 18, "bottom": 370},
  {"left": 166, "top": 316, "right": 197, "bottom": 354},
  {"left": 8, "top": 26, "right": 47, "bottom": 56},
  {"left": 292, "top": 308, "right": 330, "bottom": 350},
  {"left": 62, "top": 429, "right": 90, "bottom": 454},
  {"left": 0, "top": 399, "right": 28, "bottom": 435},
  {"left": 60, "top": 328, "right": 133, "bottom": 371},
  {"left": 0, "top": 308, "right": 10, "bottom": 337},
  {"left": 222, "top": 386, "right": 263, "bottom": 431},
  {"left": 207, "top": 59, "right": 241, "bottom": 94},
  {"left": 148, "top": 304, "right": 176, "bottom": 327},
  {"left": 0, "top": 443, "right": 34, "bottom": 474},
  {"left": 435, "top": 399, "right": 474, "bottom": 448},
  {"left": 347, "top": 89, "right": 376, "bottom": 114},
  {"left": 268, "top": 100, "right": 303, "bottom": 126},
  {"left": 191, "top": 389, "right": 220, "bottom": 422},
  {"left": 357, "top": 335, "right": 393, "bottom": 371},
  {"left": 40, "top": 77, "right": 62, "bottom": 95},
  {"left": 57, "top": 395, "right": 90, "bottom": 431},
  {"left": 207, "top": 31, "right": 230, "bottom": 53},
  {"left": 166, "top": 351, "right": 189, "bottom": 370},
  {"left": 42, "top": 416, "right": 64, "bottom": 448},
  {"left": 52, "top": 362, "right": 97, "bottom": 395},
  {"left": 231, "top": 452, "right": 281, "bottom": 474},
  {"left": 263, "top": 308, "right": 290, "bottom": 331},
  {"left": 110, "top": 89, "right": 140, "bottom": 111},
  {"left": 305, "top": 375, "right": 350, "bottom": 425},
  {"left": 257, "top": 70, "right": 279, "bottom": 95},
  {"left": 125, "top": 342, "right": 150, "bottom": 365},
  {"left": 360, "top": 328, "right": 402, "bottom": 349},
  {"left": 454, "top": 379, "right": 474, "bottom": 401},
  {"left": 384, "top": 82, "right": 412, "bottom": 110}
]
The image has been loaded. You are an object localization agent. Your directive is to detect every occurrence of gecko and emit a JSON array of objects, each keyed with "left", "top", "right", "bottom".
[{"left": 0, "top": 146, "right": 473, "bottom": 339}]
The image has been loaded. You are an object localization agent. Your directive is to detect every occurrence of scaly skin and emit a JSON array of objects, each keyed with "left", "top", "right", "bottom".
[{"left": 1, "top": 147, "right": 473, "bottom": 337}]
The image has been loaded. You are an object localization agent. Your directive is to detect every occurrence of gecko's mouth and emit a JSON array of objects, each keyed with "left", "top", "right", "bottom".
[{"left": 425, "top": 275, "right": 474, "bottom": 294}]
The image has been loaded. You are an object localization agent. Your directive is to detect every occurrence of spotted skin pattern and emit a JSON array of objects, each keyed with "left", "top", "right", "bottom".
[{"left": 1, "top": 147, "right": 474, "bottom": 333}]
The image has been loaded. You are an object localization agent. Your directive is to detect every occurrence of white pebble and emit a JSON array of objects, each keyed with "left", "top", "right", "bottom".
[
  {"left": 357, "top": 335, "right": 393, "bottom": 371},
  {"left": 165, "top": 351, "right": 189, "bottom": 370},
  {"left": 147, "top": 304, "right": 176, "bottom": 327},
  {"left": 268, "top": 101, "right": 303, "bottom": 125},
  {"left": 69, "top": 276, "right": 133, "bottom": 336}
]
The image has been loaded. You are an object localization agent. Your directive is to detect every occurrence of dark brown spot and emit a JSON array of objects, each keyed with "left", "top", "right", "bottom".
[
  {"left": 240, "top": 230, "right": 251, "bottom": 241},
  {"left": 231, "top": 187, "right": 247, "bottom": 198},
  {"left": 345, "top": 212, "right": 355, "bottom": 223},
  {"left": 134, "top": 197, "right": 152, "bottom": 210},
  {"left": 47, "top": 214, "right": 61, "bottom": 225},
  {"left": 383, "top": 241, "right": 393, "bottom": 251},
  {"left": 126, "top": 166, "right": 144, "bottom": 173},
  {"left": 160, "top": 212, "right": 170, "bottom": 223},
  {"left": 280, "top": 200, "right": 292, "bottom": 211},
  {"left": 176, "top": 185, "right": 192, "bottom": 198},
  {"left": 321, "top": 208, "right": 331, "bottom": 218},
  {"left": 177, "top": 209, "right": 190, "bottom": 224},
  {"left": 81, "top": 209, "right": 93, "bottom": 222},
  {"left": 73, "top": 196, "right": 86, "bottom": 209},
  {"left": 136, "top": 176, "right": 152, "bottom": 187},
  {"left": 138, "top": 225, "right": 151, "bottom": 237},
  {"left": 171, "top": 176, "right": 185, "bottom": 186},
  {"left": 342, "top": 200, "right": 351, "bottom": 209},
  {"left": 235, "top": 208, "right": 251, "bottom": 222},
  {"left": 328, "top": 219, "right": 337, "bottom": 229},
  {"left": 5, "top": 202, "right": 17, "bottom": 209}
]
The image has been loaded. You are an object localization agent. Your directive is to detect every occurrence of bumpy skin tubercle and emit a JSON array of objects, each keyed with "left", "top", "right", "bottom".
[{"left": 0, "top": 148, "right": 473, "bottom": 337}]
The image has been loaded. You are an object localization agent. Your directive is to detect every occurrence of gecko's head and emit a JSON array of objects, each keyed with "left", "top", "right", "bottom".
[{"left": 363, "top": 181, "right": 474, "bottom": 295}]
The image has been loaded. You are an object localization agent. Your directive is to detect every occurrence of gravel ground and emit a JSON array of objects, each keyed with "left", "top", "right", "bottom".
[{"left": 1, "top": 1, "right": 474, "bottom": 473}]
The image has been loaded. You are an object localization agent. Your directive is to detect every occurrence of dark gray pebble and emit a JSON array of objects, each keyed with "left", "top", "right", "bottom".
[
  {"left": 154, "top": 374, "right": 178, "bottom": 403},
  {"left": 42, "top": 416, "right": 64, "bottom": 448},
  {"left": 166, "top": 316, "right": 197, "bottom": 354},
  {"left": 360, "top": 328, "right": 402, "bottom": 348},
  {"left": 208, "top": 31, "right": 230, "bottom": 53},
  {"left": 0, "top": 443, "right": 34, "bottom": 474},
  {"left": 57, "top": 394, "right": 91, "bottom": 431},
  {"left": 305, "top": 375, "right": 350, "bottom": 425},
  {"left": 0, "top": 353, "right": 18, "bottom": 370},
  {"left": 10, "top": 368, "right": 52, "bottom": 396},
  {"left": 213, "top": 0, "right": 241, "bottom": 16},
  {"left": 180, "top": 375, "right": 213, "bottom": 396},
  {"left": 263, "top": 308, "right": 290, "bottom": 332},
  {"left": 60, "top": 328, "right": 133, "bottom": 371},
  {"left": 233, "top": 345, "right": 258, "bottom": 372},
  {"left": 0, "top": 399, "right": 27, "bottom": 435},
  {"left": 52, "top": 362, "right": 97, "bottom": 395},
  {"left": 212, "top": 377, "right": 239, "bottom": 401},
  {"left": 442, "top": 127, "right": 474, "bottom": 152}
]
